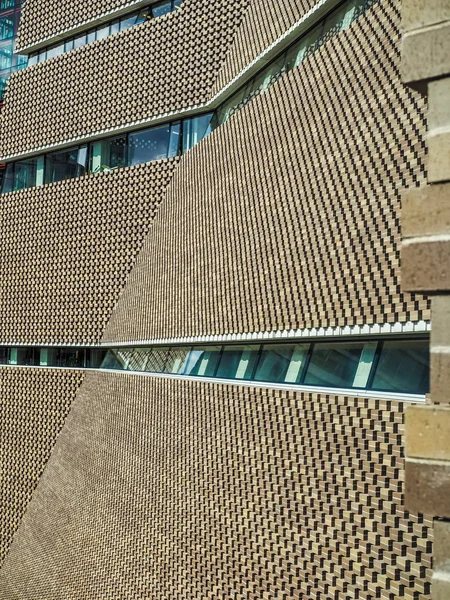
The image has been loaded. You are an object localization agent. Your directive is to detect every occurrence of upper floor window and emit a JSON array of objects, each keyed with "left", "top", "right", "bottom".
[{"left": 27, "top": 0, "right": 182, "bottom": 66}]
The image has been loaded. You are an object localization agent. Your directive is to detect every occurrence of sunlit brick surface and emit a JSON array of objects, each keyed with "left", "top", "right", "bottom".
[
  {"left": 0, "top": 368, "right": 85, "bottom": 566},
  {"left": 0, "top": 373, "right": 433, "bottom": 599},
  {"left": 0, "top": 159, "right": 178, "bottom": 344}
]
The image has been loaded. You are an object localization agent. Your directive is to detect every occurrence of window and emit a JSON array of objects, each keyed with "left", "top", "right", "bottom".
[
  {"left": 89, "top": 135, "right": 127, "bottom": 173},
  {"left": 255, "top": 344, "right": 308, "bottom": 383},
  {"left": 183, "top": 346, "right": 222, "bottom": 377},
  {"left": 128, "top": 122, "right": 180, "bottom": 165},
  {"left": 45, "top": 146, "right": 88, "bottom": 184},
  {"left": 370, "top": 340, "right": 430, "bottom": 394},
  {"left": 216, "top": 345, "right": 260, "bottom": 380},
  {"left": 303, "top": 342, "right": 365, "bottom": 388}
]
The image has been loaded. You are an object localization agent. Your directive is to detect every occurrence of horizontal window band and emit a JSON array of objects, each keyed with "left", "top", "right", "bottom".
[
  {"left": 0, "top": 321, "right": 432, "bottom": 348},
  {"left": 0, "top": 334, "right": 431, "bottom": 397},
  {"left": 2, "top": 0, "right": 378, "bottom": 165},
  {"left": 17, "top": 0, "right": 174, "bottom": 54},
  {"left": 0, "top": 364, "right": 427, "bottom": 403},
  {"left": 26, "top": 1, "right": 181, "bottom": 66}
]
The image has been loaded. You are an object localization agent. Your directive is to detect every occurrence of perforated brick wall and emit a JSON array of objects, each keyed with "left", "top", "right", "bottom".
[
  {"left": 212, "top": 0, "right": 318, "bottom": 96},
  {"left": 0, "top": 373, "right": 433, "bottom": 599},
  {"left": 0, "top": 0, "right": 248, "bottom": 157},
  {"left": 0, "top": 159, "right": 178, "bottom": 345},
  {"left": 16, "top": 0, "right": 140, "bottom": 50},
  {"left": 0, "top": 368, "right": 84, "bottom": 567},
  {"left": 103, "top": 0, "right": 430, "bottom": 344}
]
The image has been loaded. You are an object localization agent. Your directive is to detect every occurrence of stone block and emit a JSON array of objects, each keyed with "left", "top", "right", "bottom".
[
  {"left": 406, "top": 405, "right": 450, "bottom": 459},
  {"left": 401, "top": 237, "right": 450, "bottom": 292},
  {"left": 402, "top": 21, "right": 450, "bottom": 92},
  {"left": 405, "top": 457, "right": 450, "bottom": 516},
  {"left": 431, "top": 296, "right": 450, "bottom": 346},
  {"left": 402, "top": 184, "right": 450, "bottom": 238},
  {"left": 432, "top": 573, "right": 450, "bottom": 600},
  {"left": 428, "top": 129, "right": 450, "bottom": 183},
  {"left": 429, "top": 77, "right": 450, "bottom": 130},
  {"left": 431, "top": 349, "right": 450, "bottom": 404},
  {"left": 402, "top": 0, "right": 450, "bottom": 32},
  {"left": 434, "top": 520, "right": 450, "bottom": 570}
]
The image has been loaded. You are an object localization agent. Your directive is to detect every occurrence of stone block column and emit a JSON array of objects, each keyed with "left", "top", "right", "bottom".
[{"left": 401, "top": 1, "right": 450, "bottom": 597}]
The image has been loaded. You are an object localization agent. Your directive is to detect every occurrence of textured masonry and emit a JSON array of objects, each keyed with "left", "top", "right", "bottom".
[
  {"left": 0, "top": 0, "right": 437, "bottom": 596},
  {"left": 0, "top": 373, "right": 434, "bottom": 600},
  {"left": 0, "top": 159, "right": 178, "bottom": 345},
  {"left": 0, "top": 368, "right": 85, "bottom": 566},
  {"left": 0, "top": 0, "right": 248, "bottom": 157},
  {"left": 103, "top": 0, "right": 430, "bottom": 343}
]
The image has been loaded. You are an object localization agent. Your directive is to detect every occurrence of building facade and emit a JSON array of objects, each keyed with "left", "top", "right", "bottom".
[{"left": 0, "top": 0, "right": 438, "bottom": 598}]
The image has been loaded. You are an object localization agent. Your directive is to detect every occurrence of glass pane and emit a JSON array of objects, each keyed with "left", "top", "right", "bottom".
[
  {"left": 0, "top": 17, "right": 14, "bottom": 40},
  {"left": 370, "top": 340, "right": 430, "bottom": 394},
  {"left": 152, "top": 1, "right": 172, "bottom": 18},
  {"left": 216, "top": 345, "right": 260, "bottom": 380},
  {"left": 120, "top": 14, "right": 137, "bottom": 31},
  {"left": 164, "top": 347, "right": 191, "bottom": 374},
  {"left": 213, "top": 83, "right": 251, "bottom": 129},
  {"left": 89, "top": 135, "right": 127, "bottom": 173},
  {"left": 96, "top": 25, "right": 110, "bottom": 40},
  {"left": 168, "top": 121, "right": 181, "bottom": 157},
  {"left": 128, "top": 124, "right": 172, "bottom": 165},
  {"left": 87, "top": 349, "right": 108, "bottom": 368},
  {"left": 173, "top": 0, "right": 182, "bottom": 8},
  {"left": 45, "top": 146, "right": 88, "bottom": 184},
  {"left": 184, "top": 346, "right": 222, "bottom": 377},
  {"left": 87, "top": 29, "right": 96, "bottom": 44},
  {"left": 73, "top": 33, "right": 86, "bottom": 49},
  {"left": 27, "top": 53, "right": 38, "bottom": 66},
  {"left": 46, "top": 43, "right": 63, "bottom": 59},
  {"left": 57, "top": 349, "right": 85, "bottom": 368},
  {"left": 38, "top": 49, "right": 47, "bottom": 62},
  {"left": 101, "top": 350, "right": 127, "bottom": 370},
  {"left": 182, "top": 113, "right": 213, "bottom": 153},
  {"left": 304, "top": 342, "right": 365, "bottom": 388},
  {"left": 254, "top": 344, "right": 303, "bottom": 383},
  {"left": 1, "top": 162, "right": 14, "bottom": 193},
  {"left": 143, "top": 347, "right": 170, "bottom": 372},
  {"left": 110, "top": 20, "right": 120, "bottom": 35},
  {"left": 64, "top": 38, "right": 74, "bottom": 52},
  {"left": 285, "top": 29, "right": 317, "bottom": 70},
  {"left": 250, "top": 56, "right": 285, "bottom": 97},
  {"left": 136, "top": 8, "right": 150, "bottom": 23},
  {"left": 0, "top": 347, "right": 7, "bottom": 364},
  {"left": 15, "top": 348, "right": 39, "bottom": 366}
]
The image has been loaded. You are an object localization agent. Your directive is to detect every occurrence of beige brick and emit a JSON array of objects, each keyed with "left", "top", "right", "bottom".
[
  {"left": 405, "top": 457, "right": 450, "bottom": 516},
  {"left": 402, "top": 184, "right": 450, "bottom": 238},
  {"left": 402, "top": 20, "right": 450, "bottom": 90},
  {"left": 406, "top": 405, "right": 450, "bottom": 459},
  {"left": 402, "top": 0, "right": 450, "bottom": 32}
]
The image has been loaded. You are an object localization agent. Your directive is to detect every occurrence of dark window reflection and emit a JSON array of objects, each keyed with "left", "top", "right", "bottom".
[
  {"left": 216, "top": 345, "right": 260, "bottom": 380},
  {"left": 304, "top": 342, "right": 364, "bottom": 388},
  {"left": 184, "top": 346, "right": 222, "bottom": 377},
  {"left": 128, "top": 123, "right": 179, "bottom": 165},
  {"left": 370, "top": 340, "right": 430, "bottom": 394},
  {"left": 45, "top": 146, "right": 88, "bottom": 183},
  {"left": 254, "top": 344, "right": 305, "bottom": 383}
]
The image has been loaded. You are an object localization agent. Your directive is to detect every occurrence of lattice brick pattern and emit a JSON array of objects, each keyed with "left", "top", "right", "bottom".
[
  {"left": 0, "top": 373, "right": 433, "bottom": 599},
  {"left": 0, "top": 159, "right": 178, "bottom": 345},
  {"left": 0, "top": 0, "right": 248, "bottom": 157},
  {"left": 103, "top": 0, "right": 430, "bottom": 343},
  {"left": 212, "top": 0, "right": 318, "bottom": 97},
  {"left": 0, "top": 368, "right": 85, "bottom": 568}
]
